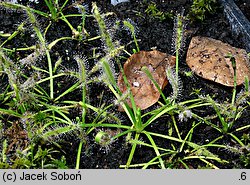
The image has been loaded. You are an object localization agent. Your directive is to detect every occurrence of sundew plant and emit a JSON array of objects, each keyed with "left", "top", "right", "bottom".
[{"left": 0, "top": 1, "right": 249, "bottom": 169}]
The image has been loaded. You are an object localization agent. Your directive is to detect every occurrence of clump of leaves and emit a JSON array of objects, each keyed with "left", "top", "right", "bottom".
[{"left": 188, "top": 0, "right": 217, "bottom": 21}]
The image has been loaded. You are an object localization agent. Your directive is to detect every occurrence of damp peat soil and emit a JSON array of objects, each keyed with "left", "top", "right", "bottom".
[{"left": 0, "top": 0, "right": 249, "bottom": 168}]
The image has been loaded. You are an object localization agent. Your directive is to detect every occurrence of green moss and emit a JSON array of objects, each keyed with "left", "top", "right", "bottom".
[
  {"left": 188, "top": 0, "right": 217, "bottom": 21},
  {"left": 145, "top": 2, "right": 174, "bottom": 21}
]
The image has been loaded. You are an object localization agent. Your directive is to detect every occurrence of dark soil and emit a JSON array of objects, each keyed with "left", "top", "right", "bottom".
[
  {"left": 237, "top": 0, "right": 250, "bottom": 20},
  {"left": 0, "top": 0, "right": 250, "bottom": 169}
]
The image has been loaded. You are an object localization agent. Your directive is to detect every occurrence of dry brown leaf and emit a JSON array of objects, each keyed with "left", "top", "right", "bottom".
[
  {"left": 117, "top": 50, "right": 175, "bottom": 111},
  {"left": 186, "top": 36, "right": 250, "bottom": 87}
]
